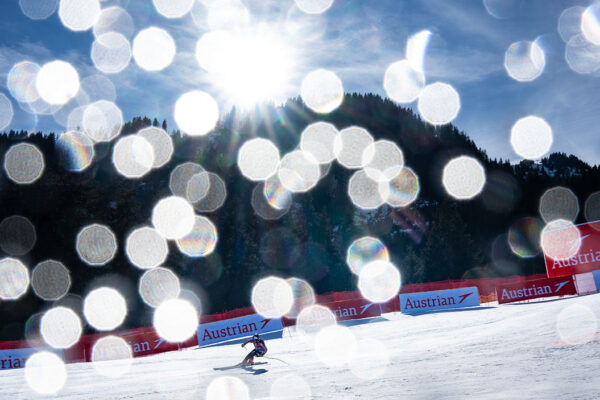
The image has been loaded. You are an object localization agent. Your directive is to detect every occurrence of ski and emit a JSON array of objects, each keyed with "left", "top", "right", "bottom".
[{"left": 213, "top": 362, "right": 267, "bottom": 371}]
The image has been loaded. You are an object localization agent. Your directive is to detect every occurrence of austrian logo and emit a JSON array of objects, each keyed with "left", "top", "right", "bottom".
[
  {"left": 197, "top": 314, "right": 283, "bottom": 346},
  {"left": 496, "top": 276, "right": 576, "bottom": 304},
  {"left": 400, "top": 287, "right": 480, "bottom": 314}
]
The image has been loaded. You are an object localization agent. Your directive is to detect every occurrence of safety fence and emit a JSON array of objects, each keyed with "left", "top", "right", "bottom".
[{"left": 1, "top": 271, "right": 598, "bottom": 369}]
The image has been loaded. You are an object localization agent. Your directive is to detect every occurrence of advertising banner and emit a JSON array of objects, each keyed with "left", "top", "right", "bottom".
[
  {"left": 400, "top": 287, "right": 480, "bottom": 314},
  {"left": 197, "top": 314, "right": 283, "bottom": 347},
  {"left": 118, "top": 329, "right": 180, "bottom": 358},
  {"left": 545, "top": 221, "right": 600, "bottom": 278},
  {"left": 594, "top": 270, "right": 600, "bottom": 291},
  {"left": 324, "top": 298, "right": 381, "bottom": 321},
  {"left": 0, "top": 348, "right": 62, "bottom": 370},
  {"left": 496, "top": 276, "right": 576, "bottom": 304}
]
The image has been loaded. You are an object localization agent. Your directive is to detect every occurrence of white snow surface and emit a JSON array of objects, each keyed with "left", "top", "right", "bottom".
[{"left": 2, "top": 294, "right": 599, "bottom": 399}]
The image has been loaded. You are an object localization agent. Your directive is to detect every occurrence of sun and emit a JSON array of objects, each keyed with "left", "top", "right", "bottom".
[{"left": 196, "top": 24, "right": 297, "bottom": 108}]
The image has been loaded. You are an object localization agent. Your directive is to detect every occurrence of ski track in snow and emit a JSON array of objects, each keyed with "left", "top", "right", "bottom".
[{"left": 1, "top": 294, "right": 599, "bottom": 399}]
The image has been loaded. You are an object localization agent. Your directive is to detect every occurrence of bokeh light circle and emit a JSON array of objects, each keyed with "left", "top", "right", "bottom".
[
  {"left": 170, "top": 162, "right": 206, "bottom": 197},
  {"left": 153, "top": 0, "right": 195, "bottom": 19},
  {"left": 334, "top": 126, "right": 374, "bottom": 169},
  {"left": 132, "top": 27, "right": 176, "bottom": 71},
  {"left": 193, "top": 172, "right": 227, "bottom": 213},
  {"left": 84, "top": 287, "right": 127, "bottom": 330},
  {"left": 263, "top": 174, "right": 293, "bottom": 211},
  {"left": 541, "top": 219, "right": 581, "bottom": 260},
  {"left": 237, "top": 138, "right": 280, "bottom": 181},
  {"left": 358, "top": 260, "right": 402, "bottom": 303},
  {"left": 7, "top": 61, "right": 40, "bottom": 103},
  {"left": 56, "top": 131, "right": 95, "bottom": 172},
  {"left": 40, "top": 306, "right": 82, "bottom": 349},
  {"left": 296, "top": 304, "right": 337, "bottom": 337},
  {"left": 346, "top": 236, "right": 389, "bottom": 276},
  {"left": 539, "top": 186, "right": 580, "bottom": 223},
  {"left": 76, "top": 224, "right": 118, "bottom": 266},
  {"left": 295, "top": 0, "right": 334, "bottom": 14},
  {"left": 25, "top": 351, "right": 67, "bottom": 395},
  {"left": 186, "top": 172, "right": 211, "bottom": 203},
  {"left": 582, "top": 4, "right": 600, "bottom": 46},
  {"left": 4, "top": 142, "right": 45, "bottom": 184},
  {"left": 137, "top": 127, "right": 173, "bottom": 168},
  {"left": 59, "top": 0, "right": 101, "bottom": 31},
  {"left": 417, "top": 82, "right": 460, "bottom": 125},
  {"left": 363, "top": 140, "right": 404, "bottom": 182},
  {"left": 442, "top": 156, "right": 486, "bottom": 200},
  {"left": 174, "top": 90, "right": 219, "bottom": 136},
  {"left": 384, "top": 59, "right": 425, "bottom": 103},
  {"left": 151, "top": 196, "right": 195, "bottom": 240},
  {"left": 112, "top": 135, "right": 154, "bottom": 178},
  {"left": 348, "top": 169, "right": 386, "bottom": 209},
  {"left": 300, "top": 69, "right": 343, "bottom": 114},
  {"left": 206, "top": 376, "right": 250, "bottom": 400},
  {"left": 153, "top": 298, "right": 199, "bottom": 342},
  {"left": 139, "top": 267, "right": 181, "bottom": 308},
  {"left": 382, "top": 166, "right": 420, "bottom": 207},
  {"left": 507, "top": 217, "right": 544, "bottom": 258},
  {"left": 0, "top": 93, "right": 13, "bottom": 131},
  {"left": 251, "top": 276, "right": 294, "bottom": 318},
  {"left": 558, "top": 6, "right": 585, "bottom": 43},
  {"left": 504, "top": 40, "right": 546, "bottom": 82},
  {"left": 300, "top": 122, "right": 339, "bottom": 164},
  {"left": 270, "top": 374, "right": 312, "bottom": 399},
  {"left": 556, "top": 304, "right": 598, "bottom": 345},
  {"left": 126, "top": 226, "right": 168, "bottom": 269},
  {"left": 510, "top": 116, "right": 553, "bottom": 160},
  {"left": 285, "top": 278, "right": 316, "bottom": 319},
  {"left": 252, "top": 183, "right": 290, "bottom": 220},
  {"left": 314, "top": 325, "right": 357, "bottom": 366},
  {"left": 82, "top": 99, "right": 123, "bottom": 142},
  {"left": 31, "top": 260, "right": 71, "bottom": 301},
  {"left": 0, "top": 257, "right": 29, "bottom": 300},
  {"left": 91, "top": 32, "right": 132, "bottom": 74},
  {"left": 349, "top": 338, "right": 390, "bottom": 380},
  {"left": 584, "top": 191, "right": 600, "bottom": 224},
  {"left": 565, "top": 34, "right": 600, "bottom": 74},
  {"left": 277, "top": 150, "right": 321, "bottom": 193},
  {"left": 93, "top": 6, "right": 134, "bottom": 39},
  {"left": 91, "top": 335, "right": 133, "bottom": 378},
  {"left": 19, "top": 0, "right": 58, "bottom": 20},
  {"left": 0, "top": 215, "right": 37, "bottom": 256},
  {"left": 176, "top": 215, "right": 218, "bottom": 257},
  {"left": 36, "top": 60, "right": 80, "bottom": 105}
]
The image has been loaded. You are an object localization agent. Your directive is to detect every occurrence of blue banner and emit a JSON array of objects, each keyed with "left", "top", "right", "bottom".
[
  {"left": 197, "top": 314, "right": 283, "bottom": 347},
  {"left": 0, "top": 348, "right": 63, "bottom": 370},
  {"left": 400, "top": 287, "right": 480, "bottom": 314},
  {"left": 593, "top": 270, "right": 600, "bottom": 291}
]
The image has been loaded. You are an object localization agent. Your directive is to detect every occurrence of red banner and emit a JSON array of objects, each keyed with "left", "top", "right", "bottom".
[
  {"left": 323, "top": 298, "right": 381, "bottom": 321},
  {"left": 496, "top": 276, "right": 576, "bottom": 304},
  {"left": 545, "top": 221, "right": 600, "bottom": 278}
]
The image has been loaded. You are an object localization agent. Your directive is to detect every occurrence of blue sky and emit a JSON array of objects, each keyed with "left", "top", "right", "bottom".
[{"left": 1, "top": 0, "right": 599, "bottom": 165}]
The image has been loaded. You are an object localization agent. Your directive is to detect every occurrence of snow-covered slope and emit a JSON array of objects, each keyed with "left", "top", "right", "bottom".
[{"left": 1, "top": 294, "right": 599, "bottom": 399}]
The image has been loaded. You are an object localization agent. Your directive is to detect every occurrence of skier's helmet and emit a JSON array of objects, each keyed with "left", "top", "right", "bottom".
[{"left": 253, "top": 333, "right": 260, "bottom": 340}]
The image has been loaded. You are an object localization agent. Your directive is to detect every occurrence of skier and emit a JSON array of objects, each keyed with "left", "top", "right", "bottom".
[{"left": 241, "top": 333, "right": 267, "bottom": 366}]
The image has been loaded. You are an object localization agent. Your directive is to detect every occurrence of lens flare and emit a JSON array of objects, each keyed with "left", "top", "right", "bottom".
[
  {"left": 417, "top": 82, "right": 460, "bottom": 125},
  {"left": 7, "top": 61, "right": 40, "bottom": 103},
  {"left": 300, "top": 122, "right": 339, "bottom": 164},
  {"left": 252, "top": 184, "right": 290, "bottom": 220},
  {"left": 263, "top": 174, "right": 293, "bottom": 211},
  {"left": 349, "top": 338, "right": 390, "bottom": 380},
  {"left": 59, "top": 0, "right": 101, "bottom": 31},
  {"left": 91, "top": 32, "right": 132, "bottom": 74},
  {"left": 152, "top": 196, "right": 195, "bottom": 240},
  {"left": 25, "top": 351, "right": 67, "bottom": 395},
  {"left": 541, "top": 219, "right": 581, "bottom": 260},
  {"left": 82, "top": 99, "right": 123, "bottom": 142},
  {"left": 565, "top": 34, "right": 600, "bottom": 74},
  {"left": 0, "top": 93, "right": 14, "bottom": 131},
  {"left": 251, "top": 276, "right": 294, "bottom": 318},
  {"left": 31, "top": 260, "right": 71, "bottom": 301},
  {"left": 76, "top": 224, "right": 118, "bottom": 266},
  {"left": 285, "top": 278, "right": 316, "bottom": 319},
  {"left": 383, "top": 59, "right": 425, "bottom": 104},
  {"left": 126, "top": 226, "right": 168, "bottom": 269},
  {"left": 582, "top": 4, "right": 600, "bottom": 46},
  {"left": 112, "top": 135, "right": 154, "bottom": 178},
  {"left": 346, "top": 236, "right": 390, "bottom": 276},
  {"left": 382, "top": 166, "right": 420, "bottom": 207},
  {"left": 84, "top": 287, "right": 127, "bottom": 330},
  {"left": 237, "top": 138, "right": 280, "bottom": 181},
  {"left": 132, "top": 27, "right": 176, "bottom": 71},
  {"left": 93, "top": 6, "right": 134, "bottom": 39},
  {"left": 153, "top": 0, "right": 194, "bottom": 19},
  {"left": 0, "top": 257, "right": 29, "bottom": 300},
  {"left": 0, "top": 215, "right": 36, "bottom": 256},
  {"left": 176, "top": 215, "right": 218, "bottom": 257},
  {"left": 139, "top": 267, "right": 181, "bottom": 308},
  {"left": 19, "top": 0, "right": 58, "bottom": 20},
  {"left": 270, "top": 374, "right": 312, "bottom": 399},
  {"left": 56, "top": 131, "right": 95, "bottom": 172},
  {"left": 315, "top": 325, "right": 358, "bottom": 366},
  {"left": 40, "top": 306, "right": 82, "bottom": 348},
  {"left": 510, "top": 116, "right": 553, "bottom": 160},
  {"left": 358, "top": 260, "right": 402, "bottom": 303},
  {"left": 278, "top": 150, "right": 321, "bottom": 193},
  {"left": 539, "top": 187, "right": 580, "bottom": 223},
  {"left": 206, "top": 376, "right": 250, "bottom": 400},
  {"left": 442, "top": 156, "right": 486, "bottom": 200},
  {"left": 174, "top": 90, "right": 219, "bottom": 136},
  {"left": 193, "top": 172, "right": 227, "bottom": 213},
  {"left": 334, "top": 126, "right": 375, "bottom": 169},
  {"left": 91, "top": 335, "right": 133, "bottom": 378},
  {"left": 348, "top": 169, "right": 386, "bottom": 210},
  {"left": 301, "top": 69, "right": 343, "bottom": 114},
  {"left": 363, "top": 140, "right": 404, "bottom": 182},
  {"left": 137, "top": 127, "right": 173, "bottom": 168},
  {"left": 36, "top": 60, "right": 80, "bottom": 105},
  {"left": 406, "top": 30, "right": 432, "bottom": 73},
  {"left": 153, "top": 298, "right": 199, "bottom": 342},
  {"left": 508, "top": 217, "right": 544, "bottom": 258},
  {"left": 4, "top": 142, "right": 45, "bottom": 184},
  {"left": 556, "top": 304, "right": 598, "bottom": 345},
  {"left": 504, "top": 40, "right": 546, "bottom": 82}
]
